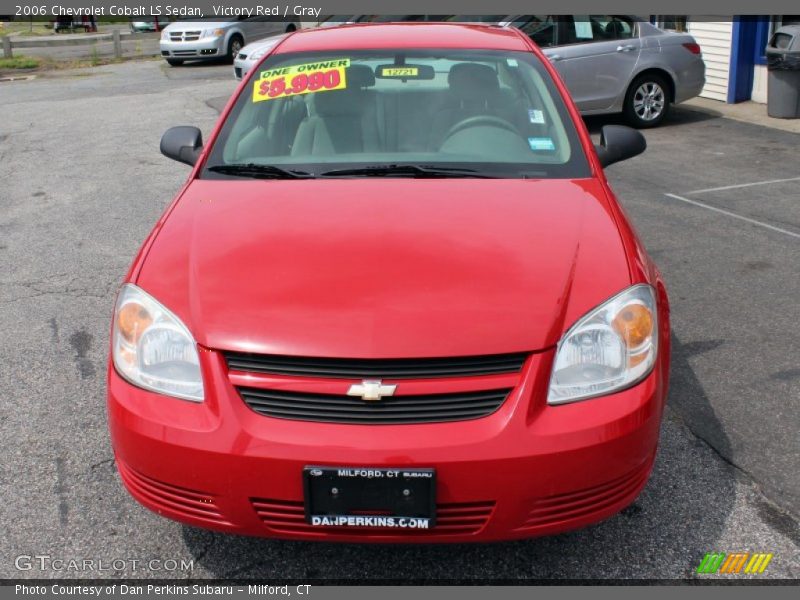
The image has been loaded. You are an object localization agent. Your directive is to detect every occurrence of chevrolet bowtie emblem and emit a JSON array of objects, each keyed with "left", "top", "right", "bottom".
[{"left": 347, "top": 380, "right": 397, "bottom": 402}]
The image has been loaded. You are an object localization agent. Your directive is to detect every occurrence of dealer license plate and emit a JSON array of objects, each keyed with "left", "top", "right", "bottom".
[{"left": 303, "top": 466, "right": 436, "bottom": 529}]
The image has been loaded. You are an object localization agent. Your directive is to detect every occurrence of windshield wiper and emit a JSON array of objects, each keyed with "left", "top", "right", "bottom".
[
  {"left": 319, "top": 164, "right": 501, "bottom": 179},
  {"left": 207, "top": 164, "right": 314, "bottom": 179}
]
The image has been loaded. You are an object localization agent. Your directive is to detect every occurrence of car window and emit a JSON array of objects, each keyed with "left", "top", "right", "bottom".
[
  {"left": 559, "top": 15, "right": 635, "bottom": 45},
  {"left": 204, "top": 49, "right": 591, "bottom": 179},
  {"left": 589, "top": 15, "right": 635, "bottom": 40},
  {"left": 511, "top": 16, "right": 557, "bottom": 48}
]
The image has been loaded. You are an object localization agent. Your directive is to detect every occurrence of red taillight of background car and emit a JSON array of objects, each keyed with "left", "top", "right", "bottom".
[{"left": 682, "top": 42, "right": 701, "bottom": 55}]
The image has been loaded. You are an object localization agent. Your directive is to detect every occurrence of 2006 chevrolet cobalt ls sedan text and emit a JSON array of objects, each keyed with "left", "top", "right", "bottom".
[{"left": 108, "top": 23, "right": 670, "bottom": 542}]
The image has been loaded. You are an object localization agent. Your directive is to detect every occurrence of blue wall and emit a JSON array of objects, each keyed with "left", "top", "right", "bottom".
[{"left": 728, "top": 16, "right": 771, "bottom": 103}]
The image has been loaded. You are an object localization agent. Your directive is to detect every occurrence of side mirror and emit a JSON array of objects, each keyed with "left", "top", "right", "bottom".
[
  {"left": 594, "top": 125, "right": 646, "bottom": 168},
  {"left": 160, "top": 126, "right": 203, "bottom": 166}
]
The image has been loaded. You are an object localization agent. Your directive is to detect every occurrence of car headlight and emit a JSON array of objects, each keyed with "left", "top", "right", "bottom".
[
  {"left": 112, "top": 284, "right": 204, "bottom": 402},
  {"left": 247, "top": 46, "right": 272, "bottom": 61},
  {"left": 548, "top": 284, "right": 657, "bottom": 404},
  {"left": 160, "top": 29, "right": 170, "bottom": 40},
  {"left": 203, "top": 28, "right": 225, "bottom": 38}
]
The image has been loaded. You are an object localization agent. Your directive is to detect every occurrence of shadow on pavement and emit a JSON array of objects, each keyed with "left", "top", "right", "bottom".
[
  {"left": 584, "top": 107, "right": 720, "bottom": 136},
  {"left": 182, "top": 332, "right": 736, "bottom": 580},
  {"left": 167, "top": 58, "right": 233, "bottom": 68}
]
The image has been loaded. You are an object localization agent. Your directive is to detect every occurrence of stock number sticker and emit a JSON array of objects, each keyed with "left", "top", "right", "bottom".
[
  {"left": 380, "top": 66, "right": 419, "bottom": 77},
  {"left": 253, "top": 59, "right": 350, "bottom": 103}
]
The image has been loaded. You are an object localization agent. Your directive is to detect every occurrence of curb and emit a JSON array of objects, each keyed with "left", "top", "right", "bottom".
[{"left": 680, "top": 98, "right": 800, "bottom": 135}]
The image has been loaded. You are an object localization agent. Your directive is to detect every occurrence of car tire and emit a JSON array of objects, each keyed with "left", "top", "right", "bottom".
[
  {"left": 285, "top": 24, "right": 297, "bottom": 32},
  {"left": 166, "top": 58, "right": 184, "bottom": 66},
  {"left": 623, "top": 74, "right": 671, "bottom": 129},
  {"left": 227, "top": 35, "right": 244, "bottom": 63}
]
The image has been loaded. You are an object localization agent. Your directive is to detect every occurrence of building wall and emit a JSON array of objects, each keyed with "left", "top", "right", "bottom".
[
  {"left": 688, "top": 19, "right": 733, "bottom": 101},
  {"left": 752, "top": 64, "right": 768, "bottom": 103}
]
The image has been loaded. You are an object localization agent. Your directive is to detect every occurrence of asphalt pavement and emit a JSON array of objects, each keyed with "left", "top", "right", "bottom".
[{"left": 0, "top": 59, "right": 798, "bottom": 581}]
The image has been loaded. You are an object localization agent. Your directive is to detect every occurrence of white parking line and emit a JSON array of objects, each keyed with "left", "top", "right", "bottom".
[
  {"left": 686, "top": 176, "right": 800, "bottom": 195},
  {"left": 664, "top": 193, "right": 800, "bottom": 240}
]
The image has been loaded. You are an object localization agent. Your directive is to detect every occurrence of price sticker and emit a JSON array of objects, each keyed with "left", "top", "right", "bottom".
[{"left": 253, "top": 58, "right": 350, "bottom": 103}]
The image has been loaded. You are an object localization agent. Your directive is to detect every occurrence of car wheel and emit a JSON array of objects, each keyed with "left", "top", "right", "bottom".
[
  {"left": 228, "top": 36, "right": 244, "bottom": 62},
  {"left": 624, "top": 74, "right": 670, "bottom": 128},
  {"left": 166, "top": 58, "right": 184, "bottom": 66}
]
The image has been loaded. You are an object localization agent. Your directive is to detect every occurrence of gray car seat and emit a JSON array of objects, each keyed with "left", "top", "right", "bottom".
[{"left": 291, "top": 65, "right": 380, "bottom": 156}]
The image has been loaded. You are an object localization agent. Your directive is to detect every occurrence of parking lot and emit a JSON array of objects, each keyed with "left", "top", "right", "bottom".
[{"left": 0, "top": 60, "right": 798, "bottom": 580}]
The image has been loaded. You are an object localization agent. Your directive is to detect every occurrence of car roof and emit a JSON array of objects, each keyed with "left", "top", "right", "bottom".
[{"left": 275, "top": 23, "right": 530, "bottom": 54}]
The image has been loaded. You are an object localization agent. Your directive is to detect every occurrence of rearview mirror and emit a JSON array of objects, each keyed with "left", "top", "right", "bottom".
[
  {"left": 160, "top": 126, "right": 203, "bottom": 166},
  {"left": 594, "top": 125, "right": 646, "bottom": 168}
]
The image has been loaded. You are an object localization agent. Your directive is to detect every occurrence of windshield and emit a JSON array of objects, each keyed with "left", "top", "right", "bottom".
[{"left": 204, "top": 48, "right": 591, "bottom": 179}]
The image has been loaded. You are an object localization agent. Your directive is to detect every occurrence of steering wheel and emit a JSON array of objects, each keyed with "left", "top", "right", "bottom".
[{"left": 442, "top": 115, "right": 519, "bottom": 142}]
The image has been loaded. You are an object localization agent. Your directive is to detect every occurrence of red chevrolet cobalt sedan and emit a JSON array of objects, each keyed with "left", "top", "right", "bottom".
[{"left": 108, "top": 23, "right": 670, "bottom": 542}]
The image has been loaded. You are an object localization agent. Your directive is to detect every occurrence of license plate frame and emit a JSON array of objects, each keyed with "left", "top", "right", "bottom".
[{"left": 303, "top": 466, "right": 436, "bottom": 528}]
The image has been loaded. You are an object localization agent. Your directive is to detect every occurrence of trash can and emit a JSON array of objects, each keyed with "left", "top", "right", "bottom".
[{"left": 766, "top": 25, "right": 800, "bottom": 118}]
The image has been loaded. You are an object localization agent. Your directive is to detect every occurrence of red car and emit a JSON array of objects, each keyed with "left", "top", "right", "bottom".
[{"left": 108, "top": 23, "right": 670, "bottom": 542}]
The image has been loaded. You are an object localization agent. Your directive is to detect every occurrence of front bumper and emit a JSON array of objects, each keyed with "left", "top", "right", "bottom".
[
  {"left": 233, "top": 55, "right": 258, "bottom": 80},
  {"left": 108, "top": 349, "right": 667, "bottom": 542},
  {"left": 160, "top": 38, "right": 225, "bottom": 61}
]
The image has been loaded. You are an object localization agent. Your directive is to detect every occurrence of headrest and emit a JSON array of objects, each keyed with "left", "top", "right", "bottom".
[
  {"left": 311, "top": 64, "right": 375, "bottom": 117},
  {"left": 313, "top": 90, "right": 366, "bottom": 117},
  {"left": 604, "top": 20, "right": 624, "bottom": 38},
  {"left": 347, "top": 64, "right": 376, "bottom": 88},
  {"left": 448, "top": 63, "right": 500, "bottom": 96}
]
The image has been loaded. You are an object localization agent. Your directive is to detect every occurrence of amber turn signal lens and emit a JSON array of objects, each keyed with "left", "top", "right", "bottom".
[
  {"left": 117, "top": 302, "right": 152, "bottom": 344},
  {"left": 612, "top": 304, "right": 653, "bottom": 348}
]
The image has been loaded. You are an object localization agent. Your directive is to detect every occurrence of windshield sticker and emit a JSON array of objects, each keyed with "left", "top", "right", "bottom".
[
  {"left": 574, "top": 18, "right": 593, "bottom": 40},
  {"left": 506, "top": 58, "right": 519, "bottom": 67},
  {"left": 253, "top": 58, "right": 350, "bottom": 103},
  {"left": 380, "top": 66, "right": 419, "bottom": 77},
  {"left": 528, "top": 137, "right": 556, "bottom": 151},
  {"left": 528, "top": 109, "right": 545, "bottom": 124}
]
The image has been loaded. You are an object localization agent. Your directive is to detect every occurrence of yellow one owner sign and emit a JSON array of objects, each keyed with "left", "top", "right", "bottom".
[{"left": 253, "top": 59, "right": 350, "bottom": 103}]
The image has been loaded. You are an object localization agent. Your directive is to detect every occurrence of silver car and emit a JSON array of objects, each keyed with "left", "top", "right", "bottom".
[
  {"left": 233, "top": 16, "right": 455, "bottom": 80},
  {"left": 160, "top": 17, "right": 297, "bottom": 66},
  {"left": 499, "top": 15, "right": 705, "bottom": 127},
  {"left": 233, "top": 34, "right": 288, "bottom": 80}
]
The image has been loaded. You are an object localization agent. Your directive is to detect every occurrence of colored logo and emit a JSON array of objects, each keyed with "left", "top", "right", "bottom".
[{"left": 696, "top": 552, "right": 773, "bottom": 574}]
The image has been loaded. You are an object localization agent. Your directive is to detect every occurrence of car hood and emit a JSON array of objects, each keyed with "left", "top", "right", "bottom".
[
  {"left": 240, "top": 34, "right": 286, "bottom": 54},
  {"left": 137, "top": 179, "right": 632, "bottom": 357}
]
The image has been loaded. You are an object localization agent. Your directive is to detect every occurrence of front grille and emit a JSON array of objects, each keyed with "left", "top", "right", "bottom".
[
  {"left": 252, "top": 498, "right": 495, "bottom": 536},
  {"left": 224, "top": 351, "right": 528, "bottom": 379},
  {"left": 238, "top": 387, "right": 511, "bottom": 424},
  {"left": 170, "top": 30, "right": 201, "bottom": 42}
]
